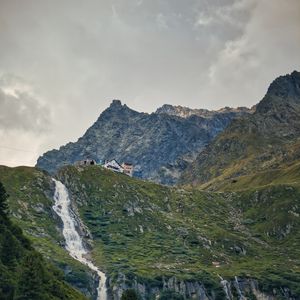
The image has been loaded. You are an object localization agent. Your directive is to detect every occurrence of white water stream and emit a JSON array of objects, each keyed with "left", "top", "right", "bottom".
[{"left": 52, "top": 179, "right": 107, "bottom": 300}]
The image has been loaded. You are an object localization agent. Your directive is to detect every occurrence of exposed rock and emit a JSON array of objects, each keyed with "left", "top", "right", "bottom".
[
  {"left": 36, "top": 100, "right": 251, "bottom": 185},
  {"left": 108, "top": 274, "right": 212, "bottom": 300},
  {"left": 156, "top": 104, "right": 254, "bottom": 119},
  {"left": 108, "top": 273, "right": 297, "bottom": 300}
]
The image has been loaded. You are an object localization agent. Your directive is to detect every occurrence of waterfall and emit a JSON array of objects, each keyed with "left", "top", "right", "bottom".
[
  {"left": 218, "top": 275, "right": 233, "bottom": 300},
  {"left": 234, "top": 276, "right": 245, "bottom": 300},
  {"left": 52, "top": 179, "right": 107, "bottom": 300}
]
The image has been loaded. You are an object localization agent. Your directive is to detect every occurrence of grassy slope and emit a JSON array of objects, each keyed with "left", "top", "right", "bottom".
[
  {"left": 1, "top": 164, "right": 299, "bottom": 297},
  {"left": 181, "top": 123, "right": 300, "bottom": 189},
  {"left": 200, "top": 158, "right": 300, "bottom": 192},
  {"left": 59, "top": 165, "right": 300, "bottom": 297},
  {"left": 0, "top": 181, "right": 87, "bottom": 299},
  {"left": 228, "top": 183, "right": 300, "bottom": 295},
  {"left": 0, "top": 166, "right": 95, "bottom": 298}
]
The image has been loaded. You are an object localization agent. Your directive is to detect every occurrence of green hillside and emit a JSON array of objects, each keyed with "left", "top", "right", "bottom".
[
  {"left": 58, "top": 165, "right": 300, "bottom": 298},
  {"left": 0, "top": 166, "right": 97, "bottom": 299},
  {"left": 1, "top": 164, "right": 299, "bottom": 298},
  {"left": 0, "top": 180, "right": 87, "bottom": 300},
  {"left": 199, "top": 157, "right": 300, "bottom": 192}
]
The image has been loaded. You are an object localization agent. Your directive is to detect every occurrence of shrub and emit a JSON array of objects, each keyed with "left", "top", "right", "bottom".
[{"left": 121, "top": 289, "right": 139, "bottom": 300}]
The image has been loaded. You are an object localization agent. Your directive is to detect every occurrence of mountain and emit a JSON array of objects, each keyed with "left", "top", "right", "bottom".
[
  {"left": 3, "top": 71, "right": 300, "bottom": 299},
  {"left": 1, "top": 165, "right": 300, "bottom": 299},
  {"left": 180, "top": 71, "right": 300, "bottom": 189},
  {"left": 36, "top": 100, "right": 251, "bottom": 184}
]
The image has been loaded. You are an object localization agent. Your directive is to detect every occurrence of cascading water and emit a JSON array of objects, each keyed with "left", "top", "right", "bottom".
[
  {"left": 52, "top": 178, "right": 107, "bottom": 300},
  {"left": 218, "top": 275, "right": 233, "bottom": 300}
]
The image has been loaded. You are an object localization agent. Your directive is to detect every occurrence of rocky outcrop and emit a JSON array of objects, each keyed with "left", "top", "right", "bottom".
[
  {"left": 36, "top": 100, "right": 251, "bottom": 184},
  {"left": 108, "top": 274, "right": 215, "bottom": 300},
  {"left": 156, "top": 104, "right": 253, "bottom": 119},
  {"left": 107, "top": 273, "right": 296, "bottom": 300}
]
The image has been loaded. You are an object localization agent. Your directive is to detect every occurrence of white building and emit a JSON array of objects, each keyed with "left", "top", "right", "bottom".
[
  {"left": 103, "top": 159, "right": 124, "bottom": 173},
  {"left": 121, "top": 162, "right": 134, "bottom": 177}
]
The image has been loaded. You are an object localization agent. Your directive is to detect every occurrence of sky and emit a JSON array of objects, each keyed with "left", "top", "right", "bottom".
[{"left": 0, "top": 0, "right": 299, "bottom": 167}]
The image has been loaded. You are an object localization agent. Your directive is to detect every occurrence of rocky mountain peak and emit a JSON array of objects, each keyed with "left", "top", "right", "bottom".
[
  {"left": 256, "top": 70, "right": 300, "bottom": 114},
  {"left": 99, "top": 99, "right": 137, "bottom": 121},
  {"left": 36, "top": 99, "right": 247, "bottom": 182},
  {"left": 110, "top": 99, "right": 122, "bottom": 107},
  {"left": 180, "top": 70, "right": 300, "bottom": 187},
  {"left": 267, "top": 70, "right": 300, "bottom": 98},
  {"left": 107, "top": 99, "right": 127, "bottom": 112}
]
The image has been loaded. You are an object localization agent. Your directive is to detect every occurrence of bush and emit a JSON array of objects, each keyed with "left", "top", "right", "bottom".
[
  {"left": 121, "top": 289, "right": 139, "bottom": 300},
  {"left": 159, "top": 290, "right": 184, "bottom": 300},
  {"left": 0, "top": 182, "right": 9, "bottom": 216}
]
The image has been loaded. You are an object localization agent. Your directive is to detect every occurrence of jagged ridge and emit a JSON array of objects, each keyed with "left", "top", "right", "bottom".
[
  {"left": 36, "top": 100, "right": 251, "bottom": 184},
  {"left": 156, "top": 104, "right": 253, "bottom": 119}
]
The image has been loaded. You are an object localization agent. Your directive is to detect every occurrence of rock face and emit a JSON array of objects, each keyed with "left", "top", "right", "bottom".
[
  {"left": 108, "top": 274, "right": 214, "bottom": 300},
  {"left": 36, "top": 100, "right": 251, "bottom": 184},
  {"left": 180, "top": 70, "right": 300, "bottom": 187},
  {"left": 108, "top": 274, "right": 296, "bottom": 300}
]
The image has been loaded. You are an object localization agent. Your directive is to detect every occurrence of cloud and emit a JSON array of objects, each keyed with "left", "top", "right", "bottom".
[
  {"left": 0, "top": 74, "right": 51, "bottom": 166},
  {"left": 194, "top": 0, "right": 256, "bottom": 29},
  {"left": 0, "top": 74, "right": 50, "bottom": 133},
  {"left": 200, "top": 0, "right": 300, "bottom": 107},
  {"left": 0, "top": 0, "right": 299, "bottom": 166},
  {"left": 156, "top": 13, "right": 169, "bottom": 30},
  {"left": 0, "top": 131, "right": 46, "bottom": 167}
]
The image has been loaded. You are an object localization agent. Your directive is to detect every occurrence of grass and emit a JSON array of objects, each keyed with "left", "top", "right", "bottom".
[
  {"left": 202, "top": 159, "right": 300, "bottom": 192},
  {"left": 1, "top": 164, "right": 300, "bottom": 298},
  {"left": 58, "top": 165, "right": 300, "bottom": 298}
]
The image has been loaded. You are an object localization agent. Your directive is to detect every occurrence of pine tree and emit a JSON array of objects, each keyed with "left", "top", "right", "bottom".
[
  {"left": 15, "top": 253, "right": 46, "bottom": 300},
  {"left": 0, "top": 230, "right": 19, "bottom": 267},
  {"left": 0, "top": 182, "right": 9, "bottom": 217},
  {"left": 121, "top": 289, "right": 139, "bottom": 300},
  {"left": 159, "top": 290, "right": 184, "bottom": 300}
]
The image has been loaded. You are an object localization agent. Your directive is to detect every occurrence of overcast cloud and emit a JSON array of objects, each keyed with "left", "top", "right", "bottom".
[
  {"left": 0, "top": 0, "right": 299, "bottom": 166},
  {"left": 0, "top": 74, "right": 50, "bottom": 132}
]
